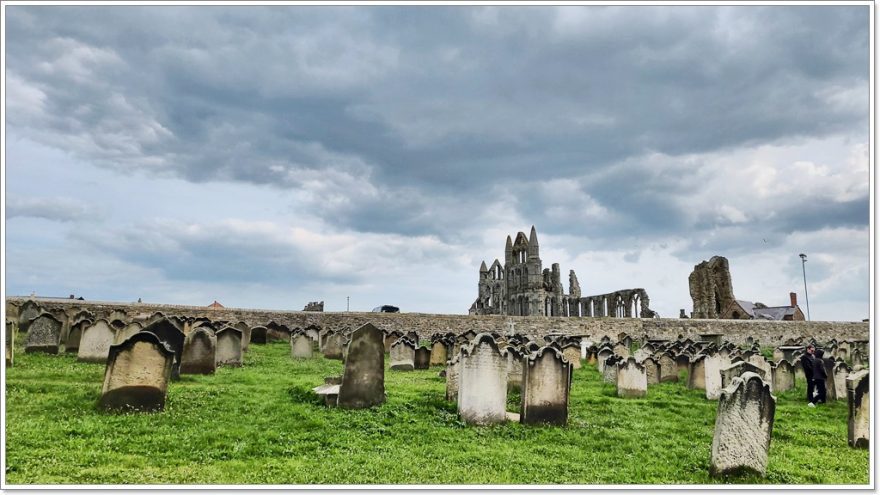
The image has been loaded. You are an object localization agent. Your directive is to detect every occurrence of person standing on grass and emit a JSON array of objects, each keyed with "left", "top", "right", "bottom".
[
  {"left": 801, "top": 344, "right": 816, "bottom": 406},
  {"left": 811, "top": 348, "right": 828, "bottom": 405}
]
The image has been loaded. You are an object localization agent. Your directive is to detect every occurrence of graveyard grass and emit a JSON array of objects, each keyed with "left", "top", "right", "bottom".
[{"left": 6, "top": 341, "right": 869, "bottom": 485}]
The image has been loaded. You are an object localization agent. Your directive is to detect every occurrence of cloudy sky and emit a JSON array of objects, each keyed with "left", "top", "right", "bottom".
[{"left": 3, "top": 5, "right": 871, "bottom": 321}]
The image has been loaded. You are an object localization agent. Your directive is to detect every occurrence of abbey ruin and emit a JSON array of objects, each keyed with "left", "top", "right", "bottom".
[{"left": 469, "top": 226, "right": 656, "bottom": 318}]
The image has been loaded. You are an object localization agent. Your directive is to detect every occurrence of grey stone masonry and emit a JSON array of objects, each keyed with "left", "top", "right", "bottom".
[
  {"left": 337, "top": 323, "right": 385, "bottom": 409},
  {"left": 520, "top": 346, "right": 571, "bottom": 426},
  {"left": 710, "top": 372, "right": 776, "bottom": 477},
  {"left": 846, "top": 369, "right": 869, "bottom": 448}
]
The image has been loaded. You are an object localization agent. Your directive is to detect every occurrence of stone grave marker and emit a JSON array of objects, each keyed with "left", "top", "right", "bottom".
[
  {"left": 180, "top": 327, "right": 217, "bottom": 375},
  {"left": 445, "top": 354, "right": 461, "bottom": 402},
  {"left": 215, "top": 326, "right": 243, "bottom": 367},
  {"left": 390, "top": 338, "right": 416, "bottom": 371},
  {"left": 689, "top": 353, "right": 723, "bottom": 400},
  {"left": 658, "top": 352, "right": 678, "bottom": 382},
  {"left": 846, "top": 369, "right": 869, "bottom": 448},
  {"left": 5, "top": 319, "right": 14, "bottom": 366},
  {"left": 642, "top": 356, "right": 660, "bottom": 385},
  {"left": 613, "top": 342, "right": 630, "bottom": 359},
  {"left": 337, "top": 323, "right": 385, "bottom": 409},
  {"left": 414, "top": 346, "right": 431, "bottom": 370},
  {"left": 141, "top": 318, "right": 185, "bottom": 380},
  {"left": 520, "top": 346, "right": 571, "bottom": 426},
  {"left": 78, "top": 319, "right": 117, "bottom": 363},
  {"left": 458, "top": 334, "right": 508, "bottom": 425},
  {"left": 833, "top": 361, "right": 851, "bottom": 401},
  {"left": 720, "top": 361, "right": 767, "bottom": 390},
  {"left": 25, "top": 313, "right": 64, "bottom": 354},
  {"left": 617, "top": 357, "right": 648, "bottom": 398},
  {"left": 709, "top": 372, "right": 776, "bottom": 477},
  {"left": 430, "top": 340, "right": 448, "bottom": 366},
  {"left": 98, "top": 331, "right": 175, "bottom": 412},
  {"left": 18, "top": 300, "right": 41, "bottom": 333},
  {"left": 65, "top": 318, "right": 91, "bottom": 353},
  {"left": 506, "top": 346, "right": 524, "bottom": 392},
  {"left": 290, "top": 331, "right": 314, "bottom": 359},
  {"left": 114, "top": 321, "right": 143, "bottom": 345},
  {"left": 596, "top": 348, "right": 613, "bottom": 373},
  {"left": 322, "top": 332, "right": 344, "bottom": 360},
  {"left": 250, "top": 326, "right": 268, "bottom": 345},
  {"left": 234, "top": 322, "right": 251, "bottom": 352},
  {"left": 603, "top": 355, "right": 622, "bottom": 384},
  {"left": 561, "top": 342, "right": 581, "bottom": 370},
  {"left": 384, "top": 331, "right": 402, "bottom": 353},
  {"left": 770, "top": 359, "right": 795, "bottom": 393}
]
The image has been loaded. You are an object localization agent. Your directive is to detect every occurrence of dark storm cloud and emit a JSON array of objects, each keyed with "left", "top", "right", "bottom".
[{"left": 5, "top": 5, "right": 869, "bottom": 244}]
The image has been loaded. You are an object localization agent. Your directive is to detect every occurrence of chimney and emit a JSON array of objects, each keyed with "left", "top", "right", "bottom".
[{"left": 790, "top": 292, "right": 798, "bottom": 307}]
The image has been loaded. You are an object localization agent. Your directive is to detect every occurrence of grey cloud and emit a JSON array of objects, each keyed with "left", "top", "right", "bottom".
[{"left": 6, "top": 197, "right": 89, "bottom": 222}]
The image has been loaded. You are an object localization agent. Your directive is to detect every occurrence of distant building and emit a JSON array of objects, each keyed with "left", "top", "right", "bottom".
[
  {"left": 720, "top": 292, "right": 805, "bottom": 321},
  {"left": 207, "top": 300, "right": 225, "bottom": 309}
]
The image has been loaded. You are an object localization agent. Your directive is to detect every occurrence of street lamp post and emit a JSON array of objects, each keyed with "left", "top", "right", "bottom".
[
  {"left": 347, "top": 296, "right": 350, "bottom": 312},
  {"left": 799, "top": 253, "right": 810, "bottom": 321}
]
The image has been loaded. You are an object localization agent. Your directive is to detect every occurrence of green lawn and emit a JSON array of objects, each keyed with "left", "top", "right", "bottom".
[{"left": 4, "top": 339, "right": 869, "bottom": 485}]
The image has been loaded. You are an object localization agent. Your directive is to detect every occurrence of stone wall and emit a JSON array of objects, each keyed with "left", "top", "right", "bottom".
[{"left": 6, "top": 297, "right": 868, "bottom": 346}]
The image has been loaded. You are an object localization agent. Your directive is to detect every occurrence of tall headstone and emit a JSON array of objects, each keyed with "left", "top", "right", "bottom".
[
  {"left": 180, "top": 328, "right": 217, "bottom": 375},
  {"left": 215, "top": 326, "right": 243, "bottom": 367},
  {"left": 596, "top": 348, "right": 613, "bottom": 373},
  {"left": 710, "top": 372, "right": 776, "bottom": 477},
  {"left": 833, "top": 361, "right": 851, "bottom": 401},
  {"left": 520, "top": 346, "right": 571, "bottom": 426},
  {"left": 458, "top": 334, "right": 508, "bottom": 425},
  {"left": 658, "top": 352, "right": 679, "bottom": 382},
  {"left": 24, "top": 313, "right": 64, "bottom": 354},
  {"left": 689, "top": 353, "right": 723, "bottom": 400},
  {"left": 234, "top": 322, "right": 251, "bottom": 352},
  {"left": 846, "top": 370, "right": 869, "bottom": 448},
  {"left": 337, "top": 323, "right": 386, "bottom": 409},
  {"left": 78, "top": 319, "right": 117, "bottom": 363},
  {"left": 414, "top": 346, "right": 431, "bottom": 370},
  {"left": 603, "top": 355, "right": 621, "bottom": 384},
  {"left": 18, "top": 300, "right": 41, "bottom": 334},
  {"left": 617, "top": 357, "right": 648, "bottom": 398},
  {"left": 390, "top": 339, "right": 416, "bottom": 371},
  {"left": 99, "top": 332, "right": 175, "bottom": 412},
  {"left": 561, "top": 343, "right": 582, "bottom": 370},
  {"left": 322, "top": 332, "right": 344, "bottom": 360},
  {"left": 642, "top": 357, "right": 660, "bottom": 385},
  {"left": 506, "top": 346, "right": 525, "bottom": 392},
  {"left": 430, "top": 340, "right": 448, "bottom": 367},
  {"left": 445, "top": 354, "right": 461, "bottom": 402},
  {"left": 290, "top": 332, "right": 314, "bottom": 359}
]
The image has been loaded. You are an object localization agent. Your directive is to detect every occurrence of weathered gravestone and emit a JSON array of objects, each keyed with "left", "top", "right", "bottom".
[
  {"left": 78, "top": 319, "right": 117, "bottom": 363},
  {"left": 430, "top": 340, "right": 448, "bottom": 367},
  {"left": 180, "top": 328, "right": 217, "bottom": 375},
  {"left": 5, "top": 319, "right": 14, "bottom": 366},
  {"left": 458, "top": 334, "right": 508, "bottom": 425},
  {"left": 65, "top": 319, "right": 92, "bottom": 353},
  {"left": 506, "top": 346, "right": 525, "bottom": 392},
  {"left": 290, "top": 332, "right": 314, "bottom": 359},
  {"left": 603, "top": 355, "right": 622, "bottom": 384},
  {"left": 747, "top": 354, "right": 773, "bottom": 380},
  {"left": 114, "top": 322, "right": 143, "bottom": 345},
  {"left": 710, "top": 372, "right": 776, "bottom": 477},
  {"left": 613, "top": 342, "right": 630, "bottom": 359},
  {"left": 384, "top": 331, "right": 403, "bottom": 353},
  {"left": 18, "top": 300, "right": 41, "bottom": 334},
  {"left": 720, "top": 361, "right": 767, "bottom": 390},
  {"left": 141, "top": 319, "right": 185, "bottom": 380},
  {"left": 414, "top": 346, "right": 431, "bottom": 370},
  {"left": 520, "top": 346, "right": 571, "bottom": 426},
  {"left": 250, "top": 326, "right": 268, "bottom": 345},
  {"left": 770, "top": 359, "right": 795, "bottom": 393},
  {"left": 337, "top": 323, "right": 386, "bottom": 409},
  {"left": 390, "top": 338, "right": 416, "bottom": 371},
  {"left": 322, "top": 332, "right": 344, "bottom": 360},
  {"left": 99, "top": 331, "right": 175, "bottom": 412},
  {"left": 215, "top": 327, "right": 243, "bottom": 367},
  {"left": 822, "top": 357, "right": 837, "bottom": 401},
  {"left": 561, "top": 343, "right": 582, "bottom": 370},
  {"left": 617, "top": 357, "right": 648, "bottom": 398},
  {"left": 596, "top": 348, "right": 613, "bottom": 373},
  {"left": 304, "top": 325, "right": 321, "bottom": 351},
  {"left": 234, "top": 322, "right": 251, "bottom": 353},
  {"left": 445, "top": 354, "right": 461, "bottom": 402},
  {"left": 642, "top": 356, "right": 660, "bottom": 385},
  {"left": 266, "top": 322, "right": 290, "bottom": 343},
  {"left": 25, "top": 313, "right": 64, "bottom": 354},
  {"left": 675, "top": 352, "right": 691, "bottom": 376},
  {"left": 689, "top": 353, "right": 723, "bottom": 400},
  {"left": 833, "top": 361, "right": 851, "bottom": 401},
  {"left": 846, "top": 369, "right": 869, "bottom": 448},
  {"left": 658, "top": 352, "right": 679, "bottom": 382}
]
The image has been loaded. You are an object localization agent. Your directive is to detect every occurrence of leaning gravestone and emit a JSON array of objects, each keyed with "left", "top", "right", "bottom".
[
  {"left": 390, "top": 339, "right": 416, "bottom": 371},
  {"left": 98, "top": 331, "right": 175, "bottom": 412},
  {"left": 846, "top": 369, "right": 869, "bottom": 448},
  {"left": 337, "top": 323, "right": 385, "bottom": 409},
  {"left": 141, "top": 319, "right": 185, "bottom": 380},
  {"left": 25, "top": 313, "right": 64, "bottom": 354},
  {"left": 430, "top": 340, "right": 448, "bottom": 367},
  {"left": 78, "top": 319, "right": 117, "bottom": 363},
  {"left": 290, "top": 332, "right": 313, "bottom": 359},
  {"left": 458, "top": 334, "right": 508, "bottom": 425},
  {"left": 770, "top": 359, "right": 795, "bottom": 393},
  {"left": 617, "top": 357, "right": 648, "bottom": 398},
  {"left": 710, "top": 372, "right": 776, "bottom": 477},
  {"left": 18, "top": 300, "right": 41, "bottom": 333},
  {"left": 215, "top": 327, "right": 243, "bottom": 367},
  {"left": 5, "top": 319, "right": 14, "bottom": 366},
  {"left": 180, "top": 328, "right": 217, "bottom": 375},
  {"left": 414, "top": 346, "right": 431, "bottom": 370},
  {"left": 520, "top": 346, "right": 571, "bottom": 426}
]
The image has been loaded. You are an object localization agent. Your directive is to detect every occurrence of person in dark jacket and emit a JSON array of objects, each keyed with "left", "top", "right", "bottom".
[
  {"left": 800, "top": 345, "right": 816, "bottom": 405},
  {"left": 812, "top": 348, "right": 828, "bottom": 404}
]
